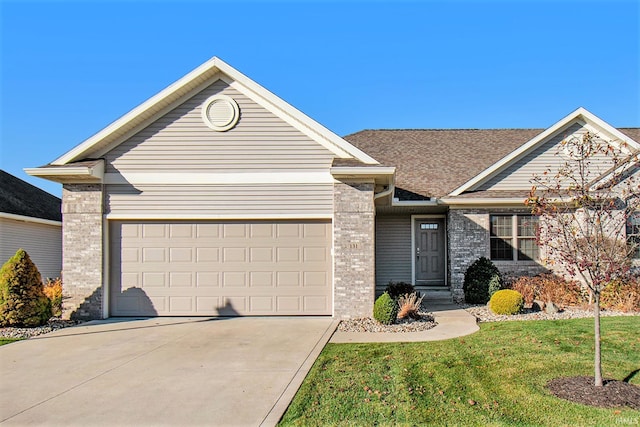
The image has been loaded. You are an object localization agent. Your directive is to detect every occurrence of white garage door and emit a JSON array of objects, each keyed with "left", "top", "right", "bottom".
[{"left": 109, "top": 220, "right": 332, "bottom": 316}]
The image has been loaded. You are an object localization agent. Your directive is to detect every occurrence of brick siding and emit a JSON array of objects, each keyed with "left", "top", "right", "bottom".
[
  {"left": 447, "top": 208, "right": 547, "bottom": 302},
  {"left": 61, "top": 184, "right": 104, "bottom": 320},
  {"left": 333, "top": 181, "right": 375, "bottom": 319}
]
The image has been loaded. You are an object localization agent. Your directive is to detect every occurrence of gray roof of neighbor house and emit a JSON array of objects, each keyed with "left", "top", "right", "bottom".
[
  {"left": 0, "top": 170, "right": 61, "bottom": 221},
  {"left": 343, "top": 128, "right": 640, "bottom": 200}
]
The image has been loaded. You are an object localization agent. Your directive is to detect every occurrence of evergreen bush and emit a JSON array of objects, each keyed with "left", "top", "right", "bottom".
[
  {"left": 373, "top": 292, "right": 398, "bottom": 325},
  {"left": 0, "top": 249, "right": 52, "bottom": 327},
  {"left": 463, "top": 257, "right": 502, "bottom": 304},
  {"left": 384, "top": 282, "right": 416, "bottom": 300}
]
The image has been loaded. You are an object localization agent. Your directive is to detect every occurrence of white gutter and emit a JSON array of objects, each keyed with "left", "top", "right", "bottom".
[
  {"left": 439, "top": 197, "right": 527, "bottom": 206},
  {"left": 329, "top": 166, "right": 396, "bottom": 176},
  {"left": 391, "top": 198, "right": 439, "bottom": 206},
  {"left": 24, "top": 160, "right": 104, "bottom": 182},
  {"left": 0, "top": 212, "right": 62, "bottom": 227}
]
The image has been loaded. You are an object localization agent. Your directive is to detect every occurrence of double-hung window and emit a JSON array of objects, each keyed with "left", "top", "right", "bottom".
[{"left": 490, "top": 214, "right": 539, "bottom": 261}]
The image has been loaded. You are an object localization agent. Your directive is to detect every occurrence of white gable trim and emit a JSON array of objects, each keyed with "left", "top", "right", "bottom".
[
  {"left": 449, "top": 107, "right": 640, "bottom": 196},
  {"left": 51, "top": 57, "right": 378, "bottom": 166}
]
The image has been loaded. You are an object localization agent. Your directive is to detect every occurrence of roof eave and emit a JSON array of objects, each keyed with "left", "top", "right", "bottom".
[
  {"left": 330, "top": 166, "right": 395, "bottom": 185},
  {"left": 439, "top": 197, "right": 528, "bottom": 207},
  {"left": 0, "top": 212, "right": 62, "bottom": 227},
  {"left": 25, "top": 160, "right": 104, "bottom": 184}
]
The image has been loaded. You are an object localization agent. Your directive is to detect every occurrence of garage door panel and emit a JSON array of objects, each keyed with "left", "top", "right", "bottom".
[
  {"left": 304, "top": 296, "right": 329, "bottom": 312},
  {"left": 197, "top": 272, "right": 220, "bottom": 287},
  {"left": 169, "top": 296, "right": 193, "bottom": 312},
  {"left": 142, "top": 224, "right": 166, "bottom": 238},
  {"left": 223, "top": 272, "right": 247, "bottom": 287},
  {"left": 110, "top": 220, "right": 332, "bottom": 316},
  {"left": 169, "top": 272, "right": 193, "bottom": 287},
  {"left": 196, "top": 296, "right": 221, "bottom": 312},
  {"left": 249, "top": 272, "right": 273, "bottom": 287},
  {"left": 250, "top": 247, "right": 273, "bottom": 262},
  {"left": 169, "top": 224, "right": 192, "bottom": 238},
  {"left": 277, "top": 296, "right": 300, "bottom": 312}
]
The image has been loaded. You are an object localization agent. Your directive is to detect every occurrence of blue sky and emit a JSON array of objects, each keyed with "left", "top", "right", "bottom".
[{"left": 1, "top": 0, "right": 638, "bottom": 197}]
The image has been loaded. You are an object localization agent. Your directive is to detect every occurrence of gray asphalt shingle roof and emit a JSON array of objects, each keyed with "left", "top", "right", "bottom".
[
  {"left": 344, "top": 128, "right": 640, "bottom": 199},
  {"left": 0, "top": 170, "right": 61, "bottom": 221}
]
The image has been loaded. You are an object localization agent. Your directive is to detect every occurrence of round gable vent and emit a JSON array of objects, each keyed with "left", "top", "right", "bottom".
[{"left": 202, "top": 95, "right": 240, "bottom": 131}]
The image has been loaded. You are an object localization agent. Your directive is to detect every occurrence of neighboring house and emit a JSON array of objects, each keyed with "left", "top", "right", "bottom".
[
  {"left": 0, "top": 170, "right": 62, "bottom": 280},
  {"left": 25, "top": 57, "right": 640, "bottom": 320}
]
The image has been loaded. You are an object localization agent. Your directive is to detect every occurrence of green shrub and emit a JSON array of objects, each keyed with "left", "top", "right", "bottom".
[
  {"left": 601, "top": 278, "right": 640, "bottom": 312},
  {"left": 384, "top": 282, "right": 416, "bottom": 300},
  {"left": 0, "top": 249, "right": 52, "bottom": 327},
  {"left": 463, "top": 257, "right": 502, "bottom": 304},
  {"left": 489, "top": 289, "right": 524, "bottom": 315},
  {"left": 373, "top": 292, "right": 398, "bottom": 325},
  {"left": 509, "top": 274, "right": 583, "bottom": 307}
]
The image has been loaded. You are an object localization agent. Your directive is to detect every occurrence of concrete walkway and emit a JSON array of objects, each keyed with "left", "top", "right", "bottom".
[
  {"left": 0, "top": 316, "right": 337, "bottom": 427},
  {"left": 330, "top": 303, "right": 479, "bottom": 343}
]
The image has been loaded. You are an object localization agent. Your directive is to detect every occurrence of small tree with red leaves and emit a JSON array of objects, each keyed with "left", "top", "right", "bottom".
[{"left": 526, "top": 131, "right": 640, "bottom": 387}]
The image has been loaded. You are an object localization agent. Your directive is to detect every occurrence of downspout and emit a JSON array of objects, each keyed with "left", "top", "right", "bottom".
[{"left": 374, "top": 183, "right": 395, "bottom": 200}]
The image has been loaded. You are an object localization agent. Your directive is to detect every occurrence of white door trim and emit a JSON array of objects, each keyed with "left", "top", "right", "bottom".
[{"left": 411, "top": 214, "right": 447, "bottom": 286}]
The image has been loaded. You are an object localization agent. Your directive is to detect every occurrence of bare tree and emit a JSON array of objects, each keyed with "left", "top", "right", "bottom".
[{"left": 526, "top": 131, "right": 640, "bottom": 387}]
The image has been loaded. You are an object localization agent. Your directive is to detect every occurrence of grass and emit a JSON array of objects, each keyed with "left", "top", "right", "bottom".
[
  {"left": 0, "top": 338, "right": 21, "bottom": 346},
  {"left": 279, "top": 317, "right": 640, "bottom": 426}
]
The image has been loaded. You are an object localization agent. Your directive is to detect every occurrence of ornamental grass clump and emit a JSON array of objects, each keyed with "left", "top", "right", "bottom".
[
  {"left": 489, "top": 289, "right": 524, "bottom": 315},
  {"left": 373, "top": 292, "right": 397, "bottom": 325},
  {"left": 397, "top": 292, "right": 424, "bottom": 320},
  {"left": 0, "top": 249, "right": 52, "bottom": 327}
]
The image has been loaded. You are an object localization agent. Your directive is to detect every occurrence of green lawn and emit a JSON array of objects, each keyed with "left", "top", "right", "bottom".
[
  {"left": 280, "top": 317, "right": 640, "bottom": 426},
  {"left": 0, "top": 338, "right": 21, "bottom": 346}
]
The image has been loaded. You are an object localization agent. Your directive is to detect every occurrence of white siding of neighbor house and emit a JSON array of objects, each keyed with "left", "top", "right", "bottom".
[
  {"left": 479, "top": 123, "right": 624, "bottom": 191},
  {"left": 103, "top": 79, "right": 336, "bottom": 217},
  {"left": 0, "top": 217, "right": 62, "bottom": 280},
  {"left": 375, "top": 215, "right": 412, "bottom": 290},
  {"left": 105, "top": 183, "right": 334, "bottom": 217}
]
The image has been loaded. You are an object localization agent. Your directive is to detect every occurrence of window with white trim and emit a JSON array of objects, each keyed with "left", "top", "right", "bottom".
[{"left": 490, "top": 214, "right": 539, "bottom": 261}]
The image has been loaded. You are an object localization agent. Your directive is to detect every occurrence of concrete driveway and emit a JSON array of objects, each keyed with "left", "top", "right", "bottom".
[{"left": 0, "top": 316, "right": 336, "bottom": 427}]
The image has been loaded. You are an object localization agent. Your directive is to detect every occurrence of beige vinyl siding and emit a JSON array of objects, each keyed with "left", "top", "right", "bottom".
[
  {"left": 106, "top": 183, "right": 333, "bottom": 217},
  {"left": 375, "top": 215, "right": 412, "bottom": 291},
  {"left": 0, "top": 217, "right": 62, "bottom": 280},
  {"left": 479, "top": 123, "right": 618, "bottom": 191},
  {"left": 104, "top": 80, "right": 335, "bottom": 175}
]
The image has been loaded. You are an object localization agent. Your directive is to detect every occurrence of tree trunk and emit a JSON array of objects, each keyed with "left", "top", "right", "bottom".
[{"left": 594, "top": 293, "right": 603, "bottom": 387}]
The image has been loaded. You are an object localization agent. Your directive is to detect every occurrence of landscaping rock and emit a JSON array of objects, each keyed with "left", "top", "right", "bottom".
[
  {"left": 532, "top": 300, "right": 545, "bottom": 312},
  {"left": 545, "top": 302, "right": 560, "bottom": 314},
  {"left": 463, "top": 303, "right": 640, "bottom": 323},
  {"left": 0, "top": 318, "right": 82, "bottom": 339}
]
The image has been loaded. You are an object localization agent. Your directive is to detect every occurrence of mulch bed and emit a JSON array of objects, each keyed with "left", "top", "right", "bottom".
[{"left": 547, "top": 376, "right": 640, "bottom": 409}]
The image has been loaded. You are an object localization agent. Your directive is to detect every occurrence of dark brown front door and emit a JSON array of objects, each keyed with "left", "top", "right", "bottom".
[{"left": 415, "top": 218, "right": 445, "bottom": 285}]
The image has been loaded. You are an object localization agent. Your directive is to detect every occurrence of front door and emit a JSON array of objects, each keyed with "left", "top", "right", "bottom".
[{"left": 414, "top": 218, "right": 445, "bottom": 285}]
